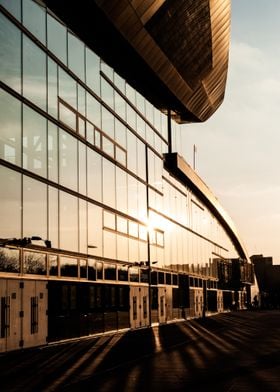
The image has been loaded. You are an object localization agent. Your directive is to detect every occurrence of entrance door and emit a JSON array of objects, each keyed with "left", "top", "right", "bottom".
[{"left": 129, "top": 286, "right": 149, "bottom": 328}]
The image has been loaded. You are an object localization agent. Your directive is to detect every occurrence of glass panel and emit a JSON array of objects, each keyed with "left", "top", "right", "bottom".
[
  {"left": 95, "top": 129, "right": 101, "bottom": 149},
  {"left": 0, "top": 89, "right": 21, "bottom": 166},
  {"left": 48, "top": 58, "right": 58, "bottom": 118},
  {"left": 85, "top": 47, "right": 100, "bottom": 95},
  {"left": 23, "top": 175, "right": 47, "bottom": 239},
  {"left": 118, "top": 265, "right": 128, "bottom": 281},
  {"left": 22, "top": 0, "right": 46, "bottom": 44},
  {"left": 48, "top": 254, "right": 58, "bottom": 276},
  {"left": 60, "top": 257, "right": 78, "bottom": 277},
  {"left": 103, "top": 211, "right": 115, "bottom": 230},
  {"left": 68, "top": 32, "right": 85, "bottom": 81},
  {"left": 104, "top": 264, "right": 116, "bottom": 280},
  {"left": 59, "top": 129, "right": 78, "bottom": 190},
  {"left": 115, "top": 119, "right": 126, "bottom": 149},
  {"left": 24, "top": 251, "right": 46, "bottom": 275},
  {"left": 47, "top": 13, "right": 67, "bottom": 64},
  {"left": 88, "top": 259, "right": 96, "bottom": 281},
  {"left": 78, "top": 117, "right": 86, "bottom": 137},
  {"left": 129, "top": 267, "right": 139, "bottom": 282},
  {"left": 86, "top": 121, "right": 94, "bottom": 144},
  {"left": 48, "top": 186, "right": 58, "bottom": 248},
  {"left": 139, "top": 225, "right": 147, "bottom": 241},
  {"left": 116, "top": 216, "right": 127, "bottom": 234},
  {"left": 59, "top": 68, "right": 77, "bottom": 109},
  {"left": 79, "top": 199, "right": 87, "bottom": 253},
  {"left": 59, "top": 191, "right": 78, "bottom": 252},
  {"left": 96, "top": 261, "right": 103, "bottom": 279},
  {"left": 114, "top": 72, "right": 125, "bottom": 93},
  {"left": 127, "top": 175, "right": 138, "bottom": 219},
  {"left": 48, "top": 122, "right": 58, "bottom": 182},
  {"left": 127, "top": 131, "right": 137, "bottom": 173},
  {"left": 87, "top": 148, "right": 102, "bottom": 202},
  {"left": 23, "top": 35, "right": 46, "bottom": 110},
  {"left": 86, "top": 92, "right": 101, "bottom": 128},
  {"left": 103, "top": 158, "right": 115, "bottom": 208},
  {"left": 0, "top": 166, "right": 21, "bottom": 238},
  {"left": 88, "top": 203, "right": 103, "bottom": 257},
  {"left": 80, "top": 259, "right": 87, "bottom": 279},
  {"left": 103, "top": 230, "right": 116, "bottom": 259},
  {"left": 0, "top": 13, "right": 21, "bottom": 92},
  {"left": 102, "top": 135, "right": 114, "bottom": 158},
  {"left": 136, "top": 92, "right": 145, "bottom": 115},
  {"left": 117, "top": 235, "right": 128, "bottom": 261},
  {"left": 138, "top": 182, "right": 147, "bottom": 221},
  {"left": 0, "top": 0, "right": 21, "bottom": 20},
  {"left": 101, "top": 107, "right": 114, "bottom": 139},
  {"left": 116, "top": 167, "right": 127, "bottom": 214},
  {"left": 101, "top": 77, "right": 114, "bottom": 109},
  {"left": 23, "top": 105, "right": 47, "bottom": 178},
  {"left": 79, "top": 142, "right": 87, "bottom": 195},
  {"left": 129, "top": 238, "right": 139, "bottom": 262},
  {"left": 115, "top": 91, "right": 126, "bottom": 120},
  {"left": 59, "top": 102, "right": 77, "bottom": 131},
  {"left": 100, "top": 61, "right": 113, "bottom": 80},
  {"left": 126, "top": 84, "right": 135, "bottom": 105},
  {"left": 115, "top": 146, "right": 126, "bottom": 166},
  {"left": 78, "top": 85, "right": 86, "bottom": 116},
  {"left": 137, "top": 139, "right": 146, "bottom": 180},
  {"left": 0, "top": 248, "right": 20, "bottom": 273},
  {"left": 129, "top": 221, "right": 138, "bottom": 238},
  {"left": 126, "top": 105, "right": 136, "bottom": 130},
  {"left": 136, "top": 115, "right": 146, "bottom": 139}
]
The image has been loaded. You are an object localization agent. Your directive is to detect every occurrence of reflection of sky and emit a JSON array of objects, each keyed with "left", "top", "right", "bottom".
[{"left": 182, "top": 0, "right": 280, "bottom": 264}]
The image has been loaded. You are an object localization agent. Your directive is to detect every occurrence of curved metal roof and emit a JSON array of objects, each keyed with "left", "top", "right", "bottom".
[{"left": 44, "top": 0, "right": 230, "bottom": 123}]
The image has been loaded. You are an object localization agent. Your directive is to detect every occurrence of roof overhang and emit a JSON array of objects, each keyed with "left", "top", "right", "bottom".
[{"left": 43, "top": 0, "right": 231, "bottom": 123}]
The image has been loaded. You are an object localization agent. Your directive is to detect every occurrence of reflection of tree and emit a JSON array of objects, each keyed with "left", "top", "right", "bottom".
[
  {"left": 0, "top": 249, "right": 19, "bottom": 272},
  {"left": 25, "top": 252, "right": 46, "bottom": 274}
]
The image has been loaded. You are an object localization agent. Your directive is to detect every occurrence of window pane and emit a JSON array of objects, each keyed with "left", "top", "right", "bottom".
[
  {"left": 86, "top": 48, "right": 100, "bottom": 95},
  {"left": 78, "top": 85, "right": 86, "bottom": 116},
  {"left": 48, "top": 58, "right": 58, "bottom": 118},
  {"left": 48, "top": 122, "right": 58, "bottom": 182},
  {"left": 116, "top": 167, "right": 127, "bottom": 214},
  {"left": 86, "top": 92, "right": 101, "bottom": 128},
  {"left": 68, "top": 32, "right": 85, "bottom": 81},
  {"left": 101, "top": 107, "right": 114, "bottom": 139},
  {"left": 79, "top": 199, "right": 87, "bottom": 254},
  {"left": 0, "top": 0, "right": 21, "bottom": 20},
  {"left": 103, "top": 231, "right": 116, "bottom": 259},
  {"left": 87, "top": 149, "right": 102, "bottom": 202},
  {"left": 127, "top": 131, "right": 137, "bottom": 173},
  {"left": 115, "top": 119, "right": 126, "bottom": 149},
  {"left": 23, "top": 105, "right": 47, "bottom": 178},
  {"left": 48, "top": 186, "right": 58, "bottom": 248},
  {"left": 24, "top": 251, "right": 46, "bottom": 275},
  {"left": 103, "top": 158, "right": 115, "bottom": 208},
  {"left": 0, "top": 13, "right": 21, "bottom": 92},
  {"left": 88, "top": 203, "right": 103, "bottom": 257},
  {"left": 117, "top": 216, "right": 127, "bottom": 234},
  {"left": 0, "top": 248, "right": 20, "bottom": 273},
  {"left": 102, "top": 135, "right": 114, "bottom": 158},
  {"left": 23, "top": 175, "right": 47, "bottom": 239},
  {"left": 104, "top": 211, "right": 115, "bottom": 230},
  {"left": 101, "top": 77, "right": 114, "bottom": 109},
  {"left": 58, "top": 68, "right": 77, "bottom": 109},
  {"left": 59, "top": 191, "right": 78, "bottom": 252},
  {"left": 22, "top": 0, "right": 46, "bottom": 44},
  {"left": 0, "top": 166, "right": 21, "bottom": 238},
  {"left": 48, "top": 254, "right": 58, "bottom": 276},
  {"left": 60, "top": 257, "right": 78, "bottom": 277},
  {"left": 0, "top": 89, "right": 21, "bottom": 166},
  {"left": 59, "top": 101, "right": 77, "bottom": 131},
  {"left": 79, "top": 142, "right": 87, "bottom": 195},
  {"left": 23, "top": 35, "right": 46, "bottom": 110},
  {"left": 59, "top": 129, "right": 78, "bottom": 190},
  {"left": 115, "top": 145, "right": 126, "bottom": 166},
  {"left": 47, "top": 13, "right": 67, "bottom": 64}
]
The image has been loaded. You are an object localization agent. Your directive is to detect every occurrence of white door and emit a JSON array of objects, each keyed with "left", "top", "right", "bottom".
[
  {"left": 130, "top": 286, "right": 150, "bottom": 328},
  {"left": 158, "top": 287, "right": 166, "bottom": 324}
]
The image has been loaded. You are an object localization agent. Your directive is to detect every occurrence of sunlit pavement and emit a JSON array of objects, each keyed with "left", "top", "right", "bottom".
[{"left": 1, "top": 310, "right": 279, "bottom": 392}]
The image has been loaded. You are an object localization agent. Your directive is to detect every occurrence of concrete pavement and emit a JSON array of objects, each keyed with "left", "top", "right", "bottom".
[{"left": 1, "top": 310, "right": 279, "bottom": 391}]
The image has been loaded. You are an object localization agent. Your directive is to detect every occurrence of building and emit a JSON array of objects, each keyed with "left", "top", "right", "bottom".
[
  {"left": 251, "top": 255, "right": 280, "bottom": 309},
  {"left": 0, "top": 0, "right": 254, "bottom": 352}
]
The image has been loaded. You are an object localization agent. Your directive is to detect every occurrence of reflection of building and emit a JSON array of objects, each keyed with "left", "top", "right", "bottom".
[
  {"left": 0, "top": 0, "right": 254, "bottom": 352},
  {"left": 251, "top": 255, "right": 280, "bottom": 309}
]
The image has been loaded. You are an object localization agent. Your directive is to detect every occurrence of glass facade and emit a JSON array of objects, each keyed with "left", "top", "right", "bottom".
[
  {"left": 0, "top": 1, "right": 252, "bottom": 350},
  {"left": 0, "top": 0, "right": 240, "bottom": 276}
]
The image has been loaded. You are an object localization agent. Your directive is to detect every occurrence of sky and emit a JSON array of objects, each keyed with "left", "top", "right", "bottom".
[{"left": 182, "top": 0, "right": 280, "bottom": 264}]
